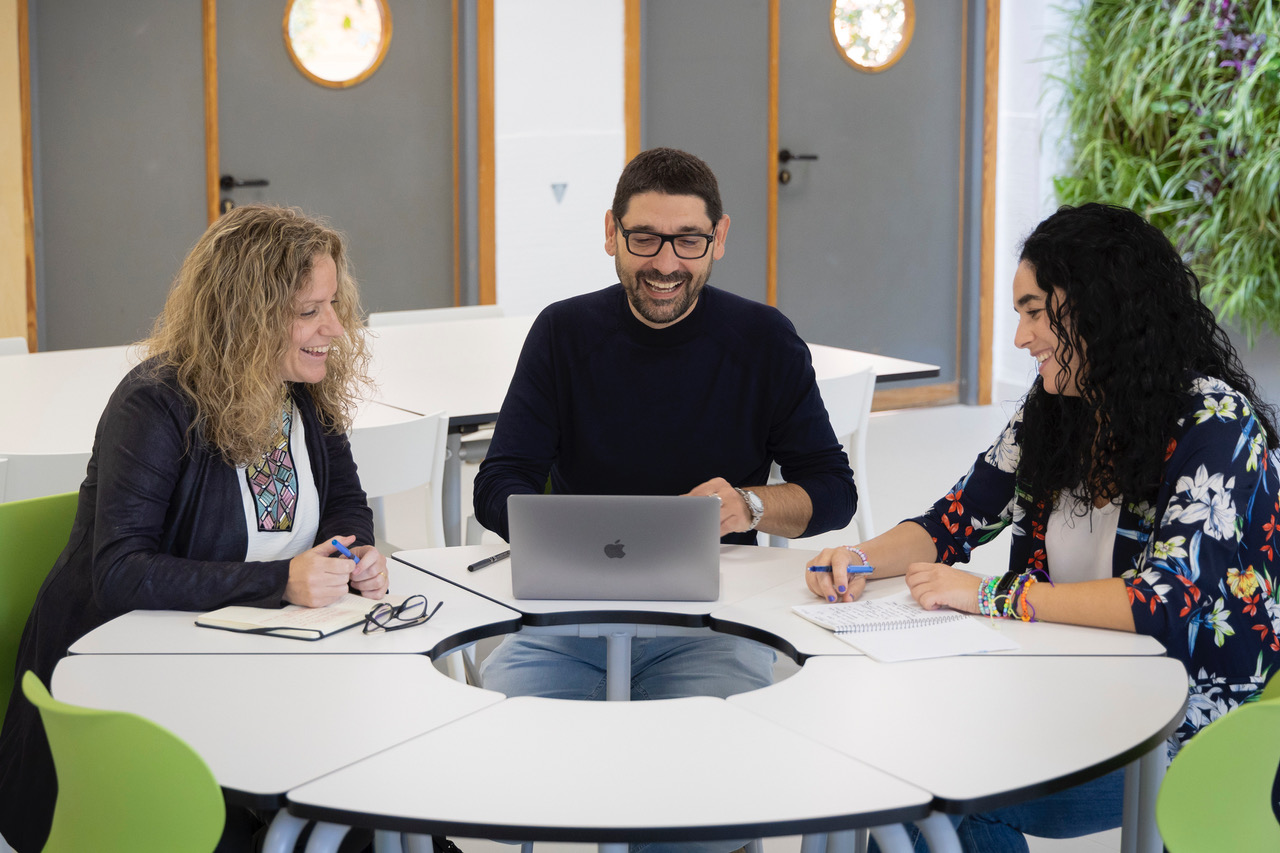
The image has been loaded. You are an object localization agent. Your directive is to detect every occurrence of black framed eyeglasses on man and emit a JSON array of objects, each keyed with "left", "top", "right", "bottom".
[
  {"left": 363, "top": 594, "right": 442, "bottom": 634},
  {"left": 619, "top": 227, "right": 716, "bottom": 260}
]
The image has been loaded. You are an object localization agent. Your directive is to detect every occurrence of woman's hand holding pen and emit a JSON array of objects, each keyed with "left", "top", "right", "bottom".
[
  {"left": 804, "top": 546, "right": 871, "bottom": 603},
  {"left": 285, "top": 538, "right": 357, "bottom": 607},
  {"left": 346, "top": 543, "right": 389, "bottom": 600},
  {"left": 330, "top": 536, "right": 390, "bottom": 601}
]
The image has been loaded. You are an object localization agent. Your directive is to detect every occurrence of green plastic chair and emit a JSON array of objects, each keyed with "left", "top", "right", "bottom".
[
  {"left": 0, "top": 491, "right": 78, "bottom": 728},
  {"left": 1156, "top": 688, "right": 1280, "bottom": 851},
  {"left": 22, "top": 671, "right": 225, "bottom": 852}
]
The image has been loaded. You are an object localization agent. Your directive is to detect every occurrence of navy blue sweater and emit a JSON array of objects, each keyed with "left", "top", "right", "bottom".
[{"left": 474, "top": 284, "right": 857, "bottom": 544}]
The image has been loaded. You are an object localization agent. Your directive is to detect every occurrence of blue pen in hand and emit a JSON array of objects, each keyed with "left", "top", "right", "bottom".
[
  {"left": 807, "top": 565, "right": 874, "bottom": 574},
  {"left": 809, "top": 563, "right": 873, "bottom": 601},
  {"left": 331, "top": 539, "right": 360, "bottom": 565}
]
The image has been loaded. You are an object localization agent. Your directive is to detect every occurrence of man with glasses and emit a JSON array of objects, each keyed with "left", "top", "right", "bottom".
[{"left": 474, "top": 148, "right": 856, "bottom": 713}]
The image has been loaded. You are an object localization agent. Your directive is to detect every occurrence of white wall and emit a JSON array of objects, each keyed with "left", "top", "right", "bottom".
[
  {"left": 991, "top": 0, "right": 1077, "bottom": 406},
  {"left": 493, "top": 0, "right": 626, "bottom": 317}
]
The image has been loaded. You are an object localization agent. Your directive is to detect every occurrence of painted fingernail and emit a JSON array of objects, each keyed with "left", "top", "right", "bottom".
[
  {"left": 827, "top": 595, "right": 836, "bottom": 602},
  {"left": 837, "top": 585, "right": 847, "bottom": 593}
]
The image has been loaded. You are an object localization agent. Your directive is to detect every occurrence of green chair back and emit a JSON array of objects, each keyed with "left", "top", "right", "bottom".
[
  {"left": 22, "top": 671, "right": 225, "bottom": 853},
  {"left": 1157, "top": 691, "right": 1280, "bottom": 851},
  {"left": 0, "top": 492, "right": 78, "bottom": 726}
]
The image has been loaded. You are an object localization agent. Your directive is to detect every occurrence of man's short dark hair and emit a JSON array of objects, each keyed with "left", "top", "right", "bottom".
[{"left": 611, "top": 148, "right": 723, "bottom": 225}]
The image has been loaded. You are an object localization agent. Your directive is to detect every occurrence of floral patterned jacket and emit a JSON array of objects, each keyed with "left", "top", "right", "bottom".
[{"left": 913, "top": 376, "right": 1280, "bottom": 748}]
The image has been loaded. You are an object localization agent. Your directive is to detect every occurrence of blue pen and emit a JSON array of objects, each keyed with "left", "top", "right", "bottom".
[
  {"left": 331, "top": 539, "right": 360, "bottom": 564},
  {"left": 808, "top": 565, "right": 874, "bottom": 574}
]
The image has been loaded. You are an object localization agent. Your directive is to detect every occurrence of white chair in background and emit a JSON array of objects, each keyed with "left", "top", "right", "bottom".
[
  {"left": 367, "top": 304, "right": 504, "bottom": 327},
  {"left": 346, "top": 410, "right": 449, "bottom": 550},
  {"left": 768, "top": 365, "right": 877, "bottom": 548},
  {"left": 0, "top": 451, "right": 91, "bottom": 503},
  {"left": 817, "top": 365, "right": 878, "bottom": 541},
  {"left": 0, "top": 337, "right": 29, "bottom": 355},
  {"left": 348, "top": 410, "right": 480, "bottom": 683}
]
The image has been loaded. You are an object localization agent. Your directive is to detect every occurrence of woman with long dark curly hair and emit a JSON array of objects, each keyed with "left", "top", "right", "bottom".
[{"left": 806, "top": 203, "right": 1280, "bottom": 851}]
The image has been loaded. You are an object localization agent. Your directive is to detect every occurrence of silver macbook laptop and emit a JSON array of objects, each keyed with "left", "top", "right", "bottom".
[{"left": 507, "top": 494, "right": 721, "bottom": 601}]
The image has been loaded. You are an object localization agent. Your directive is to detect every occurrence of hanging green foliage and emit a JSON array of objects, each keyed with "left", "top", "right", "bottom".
[{"left": 1052, "top": 0, "right": 1280, "bottom": 343}]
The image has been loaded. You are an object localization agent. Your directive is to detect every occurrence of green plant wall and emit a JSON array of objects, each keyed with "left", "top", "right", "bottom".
[{"left": 1053, "top": 0, "right": 1280, "bottom": 343}]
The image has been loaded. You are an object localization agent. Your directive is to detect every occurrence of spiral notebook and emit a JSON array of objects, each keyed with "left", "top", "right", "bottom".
[{"left": 792, "top": 593, "right": 1019, "bottom": 662}]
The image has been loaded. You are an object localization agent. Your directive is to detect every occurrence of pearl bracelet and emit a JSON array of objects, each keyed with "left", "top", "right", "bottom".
[{"left": 843, "top": 545, "right": 873, "bottom": 573}]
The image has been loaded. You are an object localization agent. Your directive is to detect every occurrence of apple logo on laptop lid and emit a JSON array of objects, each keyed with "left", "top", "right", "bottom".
[{"left": 604, "top": 539, "right": 625, "bottom": 559}]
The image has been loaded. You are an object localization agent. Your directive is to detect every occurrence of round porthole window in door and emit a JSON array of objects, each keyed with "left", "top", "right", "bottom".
[
  {"left": 284, "top": 0, "right": 392, "bottom": 89},
  {"left": 831, "top": 0, "right": 914, "bottom": 73}
]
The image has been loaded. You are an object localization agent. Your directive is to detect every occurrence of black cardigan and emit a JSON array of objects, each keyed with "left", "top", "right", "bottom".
[{"left": 0, "top": 361, "right": 373, "bottom": 852}]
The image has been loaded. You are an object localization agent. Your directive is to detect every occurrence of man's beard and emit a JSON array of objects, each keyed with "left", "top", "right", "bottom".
[{"left": 618, "top": 259, "right": 712, "bottom": 326}]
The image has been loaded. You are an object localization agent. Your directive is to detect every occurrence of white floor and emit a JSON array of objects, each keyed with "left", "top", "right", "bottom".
[{"left": 422, "top": 402, "right": 1122, "bottom": 853}]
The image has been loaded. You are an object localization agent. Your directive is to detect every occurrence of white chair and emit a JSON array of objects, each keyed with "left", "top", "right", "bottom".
[
  {"left": 769, "top": 365, "right": 877, "bottom": 547},
  {"left": 0, "top": 337, "right": 29, "bottom": 355},
  {"left": 348, "top": 410, "right": 481, "bottom": 684},
  {"left": 347, "top": 411, "right": 449, "bottom": 549},
  {"left": 0, "top": 451, "right": 91, "bottom": 503},
  {"left": 367, "top": 305, "right": 504, "bottom": 327}
]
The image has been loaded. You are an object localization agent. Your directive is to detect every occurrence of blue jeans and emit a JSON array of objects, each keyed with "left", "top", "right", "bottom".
[
  {"left": 479, "top": 632, "right": 777, "bottom": 701},
  {"left": 869, "top": 768, "right": 1126, "bottom": 853},
  {"left": 480, "top": 632, "right": 777, "bottom": 853}
]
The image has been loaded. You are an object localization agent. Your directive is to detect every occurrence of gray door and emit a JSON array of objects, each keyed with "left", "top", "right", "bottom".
[
  {"left": 30, "top": 0, "right": 455, "bottom": 351},
  {"left": 644, "top": 1, "right": 966, "bottom": 383},
  {"left": 30, "top": 1, "right": 208, "bottom": 350},
  {"left": 776, "top": 0, "right": 963, "bottom": 380},
  {"left": 217, "top": 0, "right": 454, "bottom": 315}
]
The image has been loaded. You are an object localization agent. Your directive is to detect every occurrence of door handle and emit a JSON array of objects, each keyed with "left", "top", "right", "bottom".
[
  {"left": 219, "top": 174, "right": 270, "bottom": 190},
  {"left": 778, "top": 149, "right": 818, "bottom": 164}
]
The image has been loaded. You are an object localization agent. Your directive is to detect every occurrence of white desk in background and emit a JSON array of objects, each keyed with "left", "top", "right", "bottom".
[
  {"left": 69, "top": 559, "right": 521, "bottom": 659},
  {"left": 51, "top": 654, "right": 505, "bottom": 853},
  {"left": 363, "top": 317, "right": 942, "bottom": 545},
  {"left": 0, "top": 344, "right": 423, "bottom": 501}
]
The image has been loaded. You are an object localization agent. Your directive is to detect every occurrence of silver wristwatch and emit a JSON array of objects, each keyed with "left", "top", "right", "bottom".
[{"left": 734, "top": 487, "right": 764, "bottom": 531}]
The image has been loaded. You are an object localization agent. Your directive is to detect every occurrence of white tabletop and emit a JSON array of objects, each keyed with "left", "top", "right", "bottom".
[
  {"left": 286, "top": 695, "right": 934, "bottom": 841},
  {"left": 729, "top": 655, "right": 1187, "bottom": 811},
  {"left": 51, "top": 654, "right": 505, "bottom": 809},
  {"left": 710, "top": 575, "right": 1169, "bottom": 660},
  {"left": 391, "top": 543, "right": 815, "bottom": 627},
  {"left": 68, "top": 559, "right": 521, "bottom": 658}
]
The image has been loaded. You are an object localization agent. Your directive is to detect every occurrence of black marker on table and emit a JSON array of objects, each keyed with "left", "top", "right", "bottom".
[{"left": 467, "top": 550, "right": 511, "bottom": 572}]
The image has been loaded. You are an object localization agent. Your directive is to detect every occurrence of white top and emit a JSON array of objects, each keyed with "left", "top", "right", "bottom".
[
  {"left": 237, "top": 402, "right": 320, "bottom": 562},
  {"left": 1045, "top": 491, "right": 1121, "bottom": 583}
]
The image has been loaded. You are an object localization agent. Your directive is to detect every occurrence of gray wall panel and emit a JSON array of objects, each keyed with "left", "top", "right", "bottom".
[
  {"left": 642, "top": 0, "right": 770, "bottom": 305},
  {"left": 34, "top": 0, "right": 207, "bottom": 350}
]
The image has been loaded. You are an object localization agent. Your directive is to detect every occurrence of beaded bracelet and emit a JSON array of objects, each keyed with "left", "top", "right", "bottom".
[
  {"left": 843, "top": 545, "right": 874, "bottom": 574},
  {"left": 976, "top": 575, "right": 1000, "bottom": 618}
]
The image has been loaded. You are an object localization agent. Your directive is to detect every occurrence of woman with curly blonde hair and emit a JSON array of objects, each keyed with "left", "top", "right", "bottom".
[{"left": 0, "top": 204, "right": 389, "bottom": 852}]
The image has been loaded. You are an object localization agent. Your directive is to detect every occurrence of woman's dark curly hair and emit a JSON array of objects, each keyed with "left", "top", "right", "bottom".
[{"left": 1016, "top": 203, "right": 1278, "bottom": 508}]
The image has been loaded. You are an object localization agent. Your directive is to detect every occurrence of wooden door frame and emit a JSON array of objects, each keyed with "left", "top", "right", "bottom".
[{"left": 766, "top": 0, "right": 999, "bottom": 410}]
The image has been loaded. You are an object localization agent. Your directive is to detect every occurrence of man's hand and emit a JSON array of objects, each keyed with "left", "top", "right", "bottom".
[{"left": 683, "top": 477, "right": 751, "bottom": 536}]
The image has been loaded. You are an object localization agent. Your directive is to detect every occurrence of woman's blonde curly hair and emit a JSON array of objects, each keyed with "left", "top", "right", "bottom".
[{"left": 140, "top": 204, "right": 372, "bottom": 466}]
